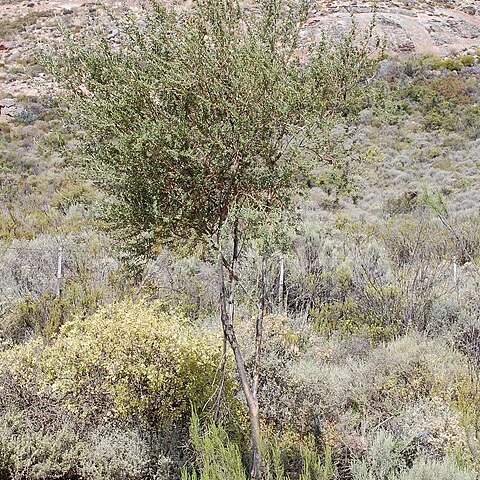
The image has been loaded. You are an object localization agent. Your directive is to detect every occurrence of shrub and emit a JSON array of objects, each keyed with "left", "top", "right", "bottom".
[
  {"left": 397, "top": 457, "right": 476, "bottom": 480},
  {"left": 418, "top": 54, "right": 444, "bottom": 70},
  {"left": 182, "top": 413, "right": 335, "bottom": 480},
  {"left": 2, "top": 301, "right": 231, "bottom": 429},
  {"left": 146, "top": 250, "right": 218, "bottom": 319},
  {"left": 261, "top": 332, "right": 470, "bottom": 460},
  {"left": 381, "top": 98, "right": 412, "bottom": 125},
  {"left": 310, "top": 297, "right": 400, "bottom": 342},
  {"left": 79, "top": 425, "right": 163, "bottom": 480},
  {"left": 0, "top": 409, "right": 82, "bottom": 480},
  {"left": 182, "top": 413, "right": 247, "bottom": 480},
  {"left": 0, "top": 234, "right": 122, "bottom": 340},
  {"left": 350, "top": 430, "right": 408, "bottom": 480},
  {"left": 12, "top": 109, "right": 37, "bottom": 125},
  {"left": 0, "top": 407, "right": 172, "bottom": 480},
  {"left": 383, "top": 191, "right": 422, "bottom": 215},
  {"left": 442, "top": 58, "right": 464, "bottom": 72},
  {"left": 8, "top": 286, "right": 107, "bottom": 340},
  {"left": 459, "top": 55, "right": 476, "bottom": 67},
  {"left": 400, "top": 397, "right": 466, "bottom": 457},
  {"left": 401, "top": 73, "right": 478, "bottom": 134},
  {"left": 350, "top": 430, "right": 475, "bottom": 480}
]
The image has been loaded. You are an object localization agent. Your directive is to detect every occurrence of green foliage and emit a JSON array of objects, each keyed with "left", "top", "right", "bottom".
[
  {"left": 381, "top": 97, "right": 412, "bottom": 125},
  {"left": 12, "top": 109, "right": 37, "bottom": 125},
  {"left": 298, "top": 437, "right": 334, "bottom": 480},
  {"left": 420, "top": 189, "right": 447, "bottom": 217},
  {"left": 407, "top": 53, "right": 476, "bottom": 73},
  {"left": 385, "top": 73, "right": 480, "bottom": 137},
  {"left": 77, "top": 425, "right": 165, "bottom": 480},
  {"left": 310, "top": 297, "right": 399, "bottom": 342},
  {"left": 350, "top": 430, "right": 408, "bottom": 480},
  {"left": 397, "top": 458, "right": 476, "bottom": 480},
  {"left": 442, "top": 58, "right": 464, "bottom": 71},
  {"left": 51, "top": 183, "right": 97, "bottom": 214},
  {"left": 315, "top": 164, "right": 358, "bottom": 204},
  {"left": 459, "top": 55, "right": 476, "bottom": 67},
  {"left": 452, "top": 376, "right": 480, "bottom": 475},
  {"left": 44, "top": 0, "right": 378, "bottom": 259},
  {"left": 2, "top": 1, "right": 480, "bottom": 478},
  {"left": 182, "top": 414, "right": 334, "bottom": 480},
  {"left": 182, "top": 412, "right": 247, "bottom": 480},
  {"left": 2, "top": 301, "right": 230, "bottom": 428},
  {"left": 0, "top": 237, "right": 125, "bottom": 340},
  {"left": 7, "top": 283, "right": 105, "bottom": 340},
  {"left": 0, "top": 409, "right": 82, "bottom": 480},
  {"left": 418, "top": 54, "right": 444, "bottom": 70}
]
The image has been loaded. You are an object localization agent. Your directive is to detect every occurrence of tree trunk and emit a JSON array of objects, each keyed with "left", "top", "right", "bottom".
[
  {"left": 213, "top": 336, "right": 227, "bottom": 421},
  {"left": 251, "top": 255, "right": 267, "bottom": 479},
  {"left": 252, "top": 256, "right": 266, "bottom": 399},
  {"left": 248, "top": 398, "right": 261, "bottom": 480},
  {"left": 217, "top": 239, "right": 262, "bottom": 480}
]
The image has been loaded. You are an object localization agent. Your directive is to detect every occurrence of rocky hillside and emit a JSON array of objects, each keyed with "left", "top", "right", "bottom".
[
  {"left": 309, "top": 0, "right": 480, "bottom": 55},
  {"left": 1, "top": 0, "right": 479, "bottom": 107}
]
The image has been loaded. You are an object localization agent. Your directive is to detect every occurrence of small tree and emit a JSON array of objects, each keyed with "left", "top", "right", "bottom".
[{"left": 45, "top": 1, "right": 378, "bottom": 477}]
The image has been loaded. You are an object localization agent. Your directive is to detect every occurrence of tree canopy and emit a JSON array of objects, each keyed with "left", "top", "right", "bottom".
[{"left": 45, "top": 0, "right": 378, "bottom": 259}]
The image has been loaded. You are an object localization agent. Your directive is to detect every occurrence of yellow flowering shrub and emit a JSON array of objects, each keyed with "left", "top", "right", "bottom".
[{"left": 2, "top": 301, "right": 229, "bottom": 429}]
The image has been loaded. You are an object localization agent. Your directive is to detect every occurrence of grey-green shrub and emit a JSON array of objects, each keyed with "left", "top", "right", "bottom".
[
  {"left": 0, "top": 408, "right": 173, "bottom": 480},
  {"left": 0, "top": 409, "right": 82, "bottom": 480},
  {"left": 350, "top": 430, "right": 408, "bottom": 480},
  {"left": 79, "top": 426, "right": 154, "bottom": 480},
  {"left": 350, "top": 430, "right": 476, "bottom": 480},
  {"left": 397, "top": 458, "right": 476, "bottom": 480}
]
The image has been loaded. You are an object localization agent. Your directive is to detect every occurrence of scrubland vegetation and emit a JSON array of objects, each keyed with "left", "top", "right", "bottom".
[{"left": 1, "top": 0, "right": 480, "bottom": 479}]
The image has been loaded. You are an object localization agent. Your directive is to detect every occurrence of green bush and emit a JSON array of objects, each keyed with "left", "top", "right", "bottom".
[
  {"left": 182, "top": 413, "right": 247, "bottom": 480},
  {"left": 7, "top": 285, "right": 105, "bottom": 340},
  {"left": 79, "top": 425, "right": 165, "bottom": 480},
  {"left": 442, "top": 58, "right": 464, "bottom": 72},
  {"left": 381, "top": 98, "right": 412, "bottom": 124},
  {"left": 418, "top": 54, "right": 444, "bottom": 70},
  {"left": 414, "top": 54, "right": 476, "bottom": 71},
  {"left": 310, "top": 298, "right": 399, "bottom": 342},
  {"left": 2, "top": 301, "right": 231, "bottom": 429},
  {"left": 350, "top": 430, "right": 408, "bottom": 480},
  {"left": 182, "top": 413, "right": 334, "bottom": 480},
  {"left": 402, "top": 73, "right": 479, "bottom": 133},
  {"left": 276, "top": 333, "right": 470, "bottom": 459},
  {"left": 459, "top": 55, "right": 476, "bottom": 67}
]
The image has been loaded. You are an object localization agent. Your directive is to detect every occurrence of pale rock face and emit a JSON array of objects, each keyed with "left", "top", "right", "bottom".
[{"left": 305, "top": 0, "right": 480, "bottom": 56}]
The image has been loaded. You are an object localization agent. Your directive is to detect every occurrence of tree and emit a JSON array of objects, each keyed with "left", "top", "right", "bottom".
[{"left": 45, "top": 1, "right": 378, "bottom": 477}]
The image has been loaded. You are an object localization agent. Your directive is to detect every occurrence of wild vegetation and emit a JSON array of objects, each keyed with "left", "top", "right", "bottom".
[{"left": 0, "top": 0, "right": 480, "bottom": 479}]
